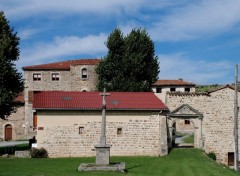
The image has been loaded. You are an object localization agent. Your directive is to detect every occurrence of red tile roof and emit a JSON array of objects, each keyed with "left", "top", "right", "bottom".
[
  {"left": 22, "top": 59, "right": 100, "bottom": 71},
  {"left": 14, "top": 92, "right": 24, "bottom": 103},
  {"left": 33, "top": 91, "right": 168, "bottom": 111},
  {"left": 152, "top": 80, "right": 195, "bottom": 86}
]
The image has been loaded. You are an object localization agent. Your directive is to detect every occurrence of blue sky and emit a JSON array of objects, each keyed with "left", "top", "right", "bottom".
[{"left": 1, "top": 0, "right": 240, "bottom": 85}]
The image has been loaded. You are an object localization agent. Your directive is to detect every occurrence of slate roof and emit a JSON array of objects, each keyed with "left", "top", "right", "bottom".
[
  {"left": 22, "top": 59, "right": 100, "bottom": 71},
  {"left": 152, "top": 80, "right": 195, "bottom": 86},
  {"left": 33, "top": 91, "right": 168, "bottom": 111}
]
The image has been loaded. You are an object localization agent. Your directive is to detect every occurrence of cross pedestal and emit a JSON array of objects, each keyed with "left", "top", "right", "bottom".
[{"left": 95, "top": 144, "right": 111, "bottom": 165}]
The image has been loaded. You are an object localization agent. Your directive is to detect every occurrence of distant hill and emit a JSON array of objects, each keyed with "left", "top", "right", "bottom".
[
  {"left": 196, "top": 84, "right": 240, "bottom": 93},
  {"left": 195, "top": 84, "right": 222, "bottom": 93}
]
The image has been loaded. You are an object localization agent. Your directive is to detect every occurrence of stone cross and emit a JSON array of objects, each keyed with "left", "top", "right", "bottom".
[{"left": 99, "top": 88, "right": 110, "bottom": 145}]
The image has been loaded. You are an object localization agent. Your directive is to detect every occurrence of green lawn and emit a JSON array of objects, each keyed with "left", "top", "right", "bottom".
[
  {"left": 183, "top": 133, "right": 194, "bottom": 143},
  {"left": 0, "top": 149, "right": 239, "bottom": 176}
]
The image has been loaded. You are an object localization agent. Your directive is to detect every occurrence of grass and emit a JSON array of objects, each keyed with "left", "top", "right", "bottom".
[
  {"left": 183, "top": 133, "right": 194, "bottom": 143},
  {"left": 0, "top": 149, "right": 239, "bottom": 176}
]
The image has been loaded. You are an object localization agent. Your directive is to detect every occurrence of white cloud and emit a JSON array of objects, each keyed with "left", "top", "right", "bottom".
[
  {"left": 1, "top": 0, "right": 145, "bottom": 19},
  {"left": 158, "top": 53, "right": 233, "bottom": 84},
  {"left": 17, "top": 34, "right": 107, "bottom": 68},
  {"left": 150, "top": 0, "right": 240, "bottom": 41},
  {"left": 18, "top": 28, "right": 41, "bottom": 40}
]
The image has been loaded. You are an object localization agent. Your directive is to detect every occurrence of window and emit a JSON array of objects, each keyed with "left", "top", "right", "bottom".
[
  {"left": 81, "top": 68, "right": 88, "bottom": 79},
  {"left": 185, "top": 120, "right": 190, "bottom": 124},
  {"left": 52, "top": 73, "right": 59, "bottom": 81},
  {"left": 117, "top": 128, "right": 122, "bottom": 135},
  {"left": 170, "top": 87, "right": 176, "bottom": 92},
  {"left": 33, "top": 73, "right": 41, "bottom": 81},
  {"left": 79, "top": 127, "right": 84, "bottom": 134},
  {"left": 156, "top": 88, "right": 162, "bottom": 93},
  {"left": 185, "top": 88, "right": 190, "bottom": 92}
]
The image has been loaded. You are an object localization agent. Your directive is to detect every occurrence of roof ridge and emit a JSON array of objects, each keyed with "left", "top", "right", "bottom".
[{"left": 22, "top": 58, "right": 100, "bottom": 70}]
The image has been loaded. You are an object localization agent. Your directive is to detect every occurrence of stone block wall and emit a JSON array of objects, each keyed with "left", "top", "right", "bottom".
[
  {"left": 0, "top": 105, "right": 25, "bottom": 140},
  {"left": 175, "top": 119, "right": 194, "bottom": 132},
  {"left": 36, "top": 111, "right": 166, "bottom": 157},
  {"left": 166, "top": 88, "right": 240, "bottom": 164}
]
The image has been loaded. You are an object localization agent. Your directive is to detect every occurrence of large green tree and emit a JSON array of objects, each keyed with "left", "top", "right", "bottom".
[
  {"left": 0, "top": 11, "right": 23, "bottom": 119},
  {"left": 96, "top": 28, "right": 159, "bottom": 91}
]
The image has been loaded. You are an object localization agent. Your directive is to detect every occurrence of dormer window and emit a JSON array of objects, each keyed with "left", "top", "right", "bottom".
[
  {"left": 81, "top": 68, "right": 88, "bottom": 79},
  {"left": 33, "top": 73, "right": 41, "bottom": 81}
]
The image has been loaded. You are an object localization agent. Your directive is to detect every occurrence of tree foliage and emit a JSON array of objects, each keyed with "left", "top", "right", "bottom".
[
  {"left": 0, "top": 11, "right": 23, "bottom": 119},
  {"left": 96, "top": 28, "right": 159, "bottom": 91}
]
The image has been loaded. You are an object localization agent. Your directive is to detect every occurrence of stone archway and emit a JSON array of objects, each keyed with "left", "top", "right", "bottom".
[
  {"left": 5, "top": 124, "right": 13, "bottom": 141},
  {"left": 167, "top": 104, "right": 203, "bottom": 149}
]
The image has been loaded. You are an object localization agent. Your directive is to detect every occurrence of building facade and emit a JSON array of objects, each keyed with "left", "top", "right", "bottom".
[
  {"left": 32, "top": 91, "right": 169, "bottom": 157},
  {"left": 152, "top": 79, "right": 196, "bottom": 103},
  {"left": 22, "top": 59, "right": 100, "bottom": 138},
  {"left": 165, "top": 85, "right": 240, "bottom": 165},
  {"left": 0, "top": 93, "right": 25, "bottom": 141}
]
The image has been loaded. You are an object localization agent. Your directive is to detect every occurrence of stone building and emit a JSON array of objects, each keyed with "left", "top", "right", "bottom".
[
  {"left": 0, "top": 92, "right": 25, "bottom": 141},
  {"left": 22, "top": 59, "right": 100, "bottom": 138},
  {"left": 165, "top": 85, "right": 240, "bottom": 165},
  {"left": 32, "top": 91, "right": 169, "bottom": 157},
  {"left": 152, "top": 79, "right": 196, "bottom": 133},
  {"left": 152, "top": 79, "right": 196, "bottom": 102},
  {"left": 8, "top": 57, "right": 238, "bottom": 166}
]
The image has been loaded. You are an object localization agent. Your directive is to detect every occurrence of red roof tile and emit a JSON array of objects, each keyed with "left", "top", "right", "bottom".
[
  {"left": 14, "top": 92, "right": 24, "bottom": 103},
  {"left": 152, "top": 80, "right": 195, "bottom": 86},
  {"left": 33, "top": 91, "right": 168, "bottom": 111},
  {"left": 22, "top": 59, "right": 100, "bottom": 71}
]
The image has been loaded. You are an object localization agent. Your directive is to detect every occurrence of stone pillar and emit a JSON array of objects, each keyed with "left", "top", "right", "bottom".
[
  {"left": 159, "top": 115, "right": 168, "bottom": 156},
  {"left": 95, "top": 88, "right": 111, "bottom": 165}
]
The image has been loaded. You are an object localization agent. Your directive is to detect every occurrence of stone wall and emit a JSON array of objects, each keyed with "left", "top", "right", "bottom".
[
  {"left": 166, "top": 87, "right": 240, "bottom": 164},
  {"left": 23, "top": 64, "right": 98, "bottom": 139},
  {"left": 36, "top": 111, "right": 167, "bottom": 157},
  {"left": 0, "top": 104, "right": 25, "bottom": 140},
  {"left": 175, "top": 119, "right": 194, "bottom": 132}
]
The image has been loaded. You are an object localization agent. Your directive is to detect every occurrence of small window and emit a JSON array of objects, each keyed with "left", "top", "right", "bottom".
[
  {"left": 156, "top": 88, "right": 162, "bottom": 93},
  {"left": 185, "top": 120, "right": 190, "bottom": 124},
  {"left": 170, "top": 87, "right": 176, "bottom": 92},
  {"left": 185, "top": 88, "right": 190, "bottom": 92},
  {"left": 81, "top": 68, "right": 88, "bottom": 79},
  {"left": 52, "top": 73, "right": 59, "bottom": 81},
  {"left": 79, "top": 127, "right": 84, "bottom": 134},
  {"left": 33, "top": 73, "right": 41, "bottom": 81},
  {"left": 117, "top": 128, "right": 122, "bottom": 135}
]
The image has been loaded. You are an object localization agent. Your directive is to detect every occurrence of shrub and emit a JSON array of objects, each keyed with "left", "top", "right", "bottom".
[
  {"left": 207, "top": 152, "right": 216, "bottom": 161},
  {"left": 30, "top": 148, "right": 48, "bottom": 158}
]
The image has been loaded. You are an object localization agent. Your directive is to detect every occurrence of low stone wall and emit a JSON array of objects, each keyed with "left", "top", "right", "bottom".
[{"left": 15, "top": 151, "right": 30, "bottom": 158}]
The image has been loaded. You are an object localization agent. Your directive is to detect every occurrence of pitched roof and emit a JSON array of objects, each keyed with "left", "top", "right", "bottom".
[
  {"left": 152, "top": 80, "right": 195, "bottom": 86},
  {"left": 33, "top": 91, "right": 168, "bottom": 111},
  {"left": 208, "top": 84, "right": 240, "bottom": 93},
  {"left": 22, "top": 59, "right": 100, "bottom": 71}
]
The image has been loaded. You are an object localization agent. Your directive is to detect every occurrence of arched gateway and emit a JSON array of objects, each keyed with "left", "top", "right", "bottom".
[{"left": 167, "top": 104, "right": 203, "bottom": 149}]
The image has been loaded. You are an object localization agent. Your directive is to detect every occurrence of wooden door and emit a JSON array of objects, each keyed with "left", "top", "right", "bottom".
[{"left": 5, "top": 124, "right": 12, "bottom": 141}]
